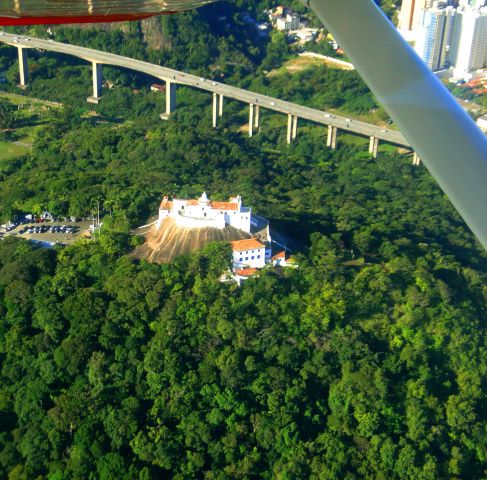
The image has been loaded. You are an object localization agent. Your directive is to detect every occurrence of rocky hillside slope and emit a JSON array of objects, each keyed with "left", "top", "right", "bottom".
[{"left": 133, "top": 217, "right": 250, "bottom": 263}]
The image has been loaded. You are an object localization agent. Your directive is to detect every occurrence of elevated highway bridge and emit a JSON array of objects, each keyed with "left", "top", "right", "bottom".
[{"left": 0, "top": 32, "right": 417, "bottom": 161}]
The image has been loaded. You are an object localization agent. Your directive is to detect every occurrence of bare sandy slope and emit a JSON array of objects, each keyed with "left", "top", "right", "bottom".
[{"left": 133, "top": 217, "right": 251, "bottom": 264}]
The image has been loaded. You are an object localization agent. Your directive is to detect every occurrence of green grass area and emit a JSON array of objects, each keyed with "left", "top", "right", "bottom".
[
  {"left": 0, "top": 91, "right": 61, "bottom": 107},
  {"left": 0, "top": 92, "right": 62, "bottom": 161},
  {"left": 0, "top": 139, "right": 30, "bottom": 160}
]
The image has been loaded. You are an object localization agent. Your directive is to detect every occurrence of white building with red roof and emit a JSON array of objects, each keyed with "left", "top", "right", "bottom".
[
  {"left": 231, "top": 238, "right": 266, "bottom": 269},
  {"left": 271, "top": 250, "right": 287, "bottom": 266},
  {"left": 232, "top": 267, "right": 260, "bottom": 286},
  {"left": 157, "top": 192, "right": 253, "bottom": 232}
]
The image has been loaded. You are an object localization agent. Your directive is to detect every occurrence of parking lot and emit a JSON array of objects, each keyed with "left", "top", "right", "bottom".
[{"left": 0, "top": 221, "right": 93, "bottom": 245}]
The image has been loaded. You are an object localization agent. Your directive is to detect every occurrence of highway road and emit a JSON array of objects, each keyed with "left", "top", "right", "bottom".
[{"left": 0, "top": 32, "right": 410, "bottom": 148}]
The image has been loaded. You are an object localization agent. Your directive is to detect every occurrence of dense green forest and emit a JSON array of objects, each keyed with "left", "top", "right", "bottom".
[
  {"left": 1, "top": 1, "right": 486, "bottom": 479},
  {"left": 0, "top": 200, "right": 485, "bottom": 479}
]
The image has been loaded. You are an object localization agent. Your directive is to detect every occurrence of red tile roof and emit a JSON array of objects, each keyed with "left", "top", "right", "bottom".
[
  {"left": 231, "top": 238, "right": 265, "bottom": 252},
  {"left": 271, "top": 251, "right": 286, "bottom": 260},
  {"left": 160, "top": 200, "right": 173, "bottom": 210},
  {"left": 211, "top": 201, "right": 238, "bottom": 211},
  {"left": 159, "top": 196, "right": 239, "bottom": 211},
  {"left": 235, "top": 268, "right": 258, "bottom": 277}
]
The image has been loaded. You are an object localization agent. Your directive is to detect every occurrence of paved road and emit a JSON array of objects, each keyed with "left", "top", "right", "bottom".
[{"left": 0, "top": 32, "right": 410, "bottom": 148}]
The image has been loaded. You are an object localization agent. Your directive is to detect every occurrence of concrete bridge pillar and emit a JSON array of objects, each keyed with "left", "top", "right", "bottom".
[
  {"left": 369, "top": 136, "right": 379, "bottom": 158},
  {"left": 249, "top": 103, "right": 254, "bottom": 137},
  {"left": 219, "top": 94, "right": 223, "bottom": 117},
  {"left": 327, "top": 125, "right": 337, "bottom": 149},
  {"left": 412, "top": 152, "right": 421, "bottom": 166},
  {"left": 213, "top": 92, "right": 218, "bottom": 128},
  {"left": 165, "top": 80, "right": 176, "bottom": 115},
  {"left": 17, "top": 47, "right": 29, "bottom": 87},
  {"left": 254, "top": 105, "right": 260, "bottom": 130},
  {"left": 287, "top": 113, "right": 293, "bottom": 144},
  {"left": 292, "top": 115, "right": 298, "bottom": 140},
  {"left": 87, "top": 61, "right": 102, "bottom": 104}
]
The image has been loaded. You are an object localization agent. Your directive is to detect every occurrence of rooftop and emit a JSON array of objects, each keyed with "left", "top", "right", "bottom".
[
  {"left": 271, "top": 251, "right": 286, "bottom": 260},
  {"left": 160, "top": 199, "right": 173, "bottom": 210},
  {"left": 159, "top": 194, "right": 241, "bottom": 211},
  {"left": 211, "top": 201, "right": 238, "bottom": 211},
  {"left": 235, "top": 268, "right": 259, "bottom": 277},
  {"left": 231, "top": 238, "right": 265, "bottom": 251}
]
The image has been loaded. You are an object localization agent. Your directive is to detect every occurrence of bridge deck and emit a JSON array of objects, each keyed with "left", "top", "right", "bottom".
[{"left": 0, "top": 32, "right": 410, "bottom": 147}]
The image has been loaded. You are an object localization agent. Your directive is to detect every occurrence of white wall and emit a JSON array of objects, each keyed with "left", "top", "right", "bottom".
[
  {"left": 157, "top": 196, "right": 256, "bottom": 234},
  {"left": 157, "top": 209, "right": 171, "bottom": 229},
  {"left": 175, "top": 212, "right": 225, "bottom": 229},
  {"left": 233, "top": 247, "right": 266, "bottom": 269},
  {"left": 225, "top": 208, "right": 251, "bottom": 233},
  {"left": 172, "top": 199, "right": 187, "bottom": 212}
]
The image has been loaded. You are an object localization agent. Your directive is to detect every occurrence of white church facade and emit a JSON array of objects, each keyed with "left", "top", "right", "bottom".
[{"left": 157, "top": 192, "right": 253, "bottom": 232}]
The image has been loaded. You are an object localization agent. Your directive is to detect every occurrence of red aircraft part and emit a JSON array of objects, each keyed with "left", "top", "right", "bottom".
[
  {"left": 0, "top": 0, "right": 213, "bottom": 25},
  {"left": 0, "top": 14, "right": 157, "bottom": 25}
]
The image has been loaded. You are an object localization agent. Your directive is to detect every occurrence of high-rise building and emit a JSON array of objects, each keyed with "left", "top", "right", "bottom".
[
  {"left": 411, "top": 0, "right": 487, "bottom": 78},
  {"left": 415, "top": 3, "right": 457, "bottom": 70},
  {"left": 452, "top": 5, "right": 487, "bottom": 78},
  {"left": 398, "top": 0, "right": 430, "bottom": 31}
]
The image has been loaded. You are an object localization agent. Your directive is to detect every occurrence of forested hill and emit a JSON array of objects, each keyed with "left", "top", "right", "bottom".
[
  {"left": 0, "top": 104, "right": 485, "bottom": 478},
  {"left": 0, "top": 209, "right": 485, "bottom": 479},
  {"left": 0, "top": 1, "right": 486, "bottom": 479}
]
